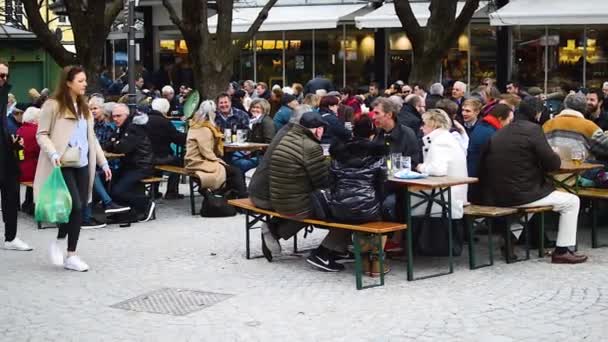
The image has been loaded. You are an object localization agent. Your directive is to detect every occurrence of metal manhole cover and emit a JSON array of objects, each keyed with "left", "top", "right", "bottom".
[{"left": 111, "top": 288, "right": 233, "bottom": 316}]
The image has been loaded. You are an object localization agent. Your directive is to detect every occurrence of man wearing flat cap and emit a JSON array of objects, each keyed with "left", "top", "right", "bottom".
[{"left": 263, "top": 112, "right": 351, "bottom": 272}]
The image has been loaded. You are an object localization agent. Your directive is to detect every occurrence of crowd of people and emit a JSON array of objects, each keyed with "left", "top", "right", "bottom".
[{"left": 3, "top": 57, "right": 608, "bottom": 274}]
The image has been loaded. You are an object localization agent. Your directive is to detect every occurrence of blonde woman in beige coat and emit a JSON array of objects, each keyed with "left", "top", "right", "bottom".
[
  {"left": 184, "top": 100, "right": 227, "bottom": 191},
  {"left": 35, "top": 66, "right": 110, "bottom": 272},
  {"left": 185, "top": 100, "right": 249, "bottom": 211}
]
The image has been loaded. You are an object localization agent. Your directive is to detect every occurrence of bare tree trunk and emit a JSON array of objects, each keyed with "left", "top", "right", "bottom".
[
  {"left": 395, "top": 0, "right": 479, "bottom": 87},
  {"left": 22, "top": 0, "right": 123, "bottom": 92},
  {"left": 162, "top": 0, "right": 277, "bottom": 100}
]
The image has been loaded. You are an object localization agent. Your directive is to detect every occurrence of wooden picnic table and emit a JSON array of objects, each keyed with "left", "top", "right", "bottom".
[
  {"left": 548, "top": 161, "right": 603, "bottom": 194},
  {"left": 389, "top": 175, "right": 478, "bottom": 281},
  {"left": 223, "top": 142, "right": 269, "bottom": 153}
]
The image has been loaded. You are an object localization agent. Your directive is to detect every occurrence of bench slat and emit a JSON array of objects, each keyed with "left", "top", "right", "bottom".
[
  {"left": 576, "top": 188, "right": 608, "bottom": 199},
  {"left": 155, "top": 165, "right": 189, "bottom": 175},
  {"left": 517, "top": 206, "right": 553, "bottom": 214},
  {"left": 140, "top": 177, "right": 164, "bottom": 184},
  {"left": 464, "top": 205, "right": 518, "bottom": 217},
  {"left": 228, "top": 198, "right": 406, "bottom": 234}
]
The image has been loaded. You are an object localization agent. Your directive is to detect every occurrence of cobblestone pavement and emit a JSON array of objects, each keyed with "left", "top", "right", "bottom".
[{"left": 2, "top": 191, "right": 608, "bottom": 341}]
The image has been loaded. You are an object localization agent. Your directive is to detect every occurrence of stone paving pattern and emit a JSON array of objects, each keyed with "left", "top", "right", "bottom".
[{"left": 2, "top": 188, "right": 608, "bottom": 341}]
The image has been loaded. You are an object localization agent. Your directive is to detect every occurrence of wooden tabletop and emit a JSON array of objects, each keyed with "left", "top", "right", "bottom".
[
  {"left": 550, "top": 161, "right": 603, "bottom": 175},
  {"left": 104, "top": 152, "right": 125, "bottom": 159},
  {"left": 224, "top": 143, "right": 269, "bottom": 152},
  {"left": 388, "top": 175, "right": 478, "bottom": 190}
]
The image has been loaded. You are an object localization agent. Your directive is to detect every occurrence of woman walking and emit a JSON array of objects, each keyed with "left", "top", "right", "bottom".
[{"left": 35, "top": 66, "right": 111, "bottom": 272}]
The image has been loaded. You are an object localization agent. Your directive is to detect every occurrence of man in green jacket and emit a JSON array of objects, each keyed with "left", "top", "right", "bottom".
[{"left": 265, "top": 112, "right": 351, "bottom": 272}]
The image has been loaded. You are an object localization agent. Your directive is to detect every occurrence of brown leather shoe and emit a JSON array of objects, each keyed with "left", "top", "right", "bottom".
[{"left": 551, "top": 251, "right": 588, "bottom": 264}]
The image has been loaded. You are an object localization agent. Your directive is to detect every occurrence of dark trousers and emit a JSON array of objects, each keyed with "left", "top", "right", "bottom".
[
  {"left": 1, "top": 175, "right": 19, "bottom": 242},
  {"left": 154, "top": 155, "right": 182, "bottom": 195},
  {"left": 111, "top": 168, "right": 153, "bottom": 214},
  {"left": 59, "top": 167, "right": 89, "bottom": 252},
  {"left": 225, "top": 164, "right": 248, "bottom": 198}
]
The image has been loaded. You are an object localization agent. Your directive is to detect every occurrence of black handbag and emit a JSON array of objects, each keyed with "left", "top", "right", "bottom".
[
  {"left": 414, "top": 197, "right": 463, "bottom": 257},
  {"left": 200, "top": 189, "right": 237, "bottom": 217}
]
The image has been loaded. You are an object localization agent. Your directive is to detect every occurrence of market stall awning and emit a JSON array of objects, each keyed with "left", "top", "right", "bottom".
[
  {"left": 0, "top": 24, "right": 36, "bottom": 39},
  {"left": 355, "top": 1, "right": 488, "bottom": 29},
  {"left": 489, "top": 0, "right": 608, "bottom": 26},
  {"left": 207, "top": 4, "right": 367, "bottom": 33}
]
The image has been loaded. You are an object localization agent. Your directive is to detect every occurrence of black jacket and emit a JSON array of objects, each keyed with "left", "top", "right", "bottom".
[
  {"left": 476, "top": 117, "right": 561, "bottom": 206},
  {"left": 426, "top": 94, "right": 443, "bottom": 109},
  {"left": 397, "top": 103, "right": 422, "bottom": 137},
  {"left": 0, "top": 82, "right": 19, "bottom": 181},
  {"left": 146, "top": 110, "right": 186, "bottom": 159},
  {"left": 328, "top": 138, "right": 387, "bottom": 223},
  {"left": 372, "top": 123, "right": 421, "bottom": 168},
  {"left": 304, "top": 77, "right": 335, "bottom": 95},
  {"left": 104, "top": 114, "right": 155, "bottom": 171},
  {"left": 319, "top": 108, "right": 352, "bottom": 145}
]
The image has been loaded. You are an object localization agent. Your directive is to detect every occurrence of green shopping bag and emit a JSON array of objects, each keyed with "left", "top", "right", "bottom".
[{"left": 35, "top": 167, "right": 72, "bottom": 224}]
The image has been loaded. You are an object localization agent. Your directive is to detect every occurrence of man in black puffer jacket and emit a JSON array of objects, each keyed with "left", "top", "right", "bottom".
[
  {"left": 147, "top": 100, "right": 186, "bottom": 199},
  {"left": 329, "top": 116, "right": 387, "bottom": 223},
  {"left": 104, "top": 104, "right": 156, "bottom": 222}
]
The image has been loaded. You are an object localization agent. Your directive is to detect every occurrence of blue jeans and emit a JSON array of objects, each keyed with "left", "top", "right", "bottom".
[
  {"left": 82, "top": 173, "right": 112, "bottom": 221},
  {"left": 230, "top": 152, "right": 259, "bottom": 174}
]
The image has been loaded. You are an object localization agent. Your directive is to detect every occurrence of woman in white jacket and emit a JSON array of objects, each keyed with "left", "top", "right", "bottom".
[{"left": 413, "top": 108, "right": 469, "bottom": 219}]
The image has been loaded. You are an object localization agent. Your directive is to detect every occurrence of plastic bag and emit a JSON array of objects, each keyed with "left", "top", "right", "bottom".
[{"left": 35, "top": 167, "right": 72, "bottom": 224}]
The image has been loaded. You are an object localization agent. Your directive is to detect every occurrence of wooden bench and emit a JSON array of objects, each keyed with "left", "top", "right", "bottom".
[
  {"left": 155, "top": 165, "right": 199, "bottom": 215},
  {"left": 228, "top": 198, "right": 407, "bottom": 290},
  {"left": 463, "top": 205, "right": 518, "bottom": 269},
  {"left": 515, "top": 206, "right": 554, "bottom": 259},
  {"left": 463, "top": 204, "right": 553, "bottom": 266},
  {"left": 575, "top": 188, "right": 608, "bottom": 248}
]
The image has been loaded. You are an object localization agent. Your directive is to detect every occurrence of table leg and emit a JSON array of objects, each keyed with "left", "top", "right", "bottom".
[{"left": 405, "top": 187, "right": 414, "bottom": 281}]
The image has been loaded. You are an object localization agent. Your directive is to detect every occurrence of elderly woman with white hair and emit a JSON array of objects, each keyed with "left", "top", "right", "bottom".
[
  {"left": 16, "top": 107, "right": 41, "bottom": 215},
  {"left": 185, "top": 101, "right": 247, "bottom": 208}
]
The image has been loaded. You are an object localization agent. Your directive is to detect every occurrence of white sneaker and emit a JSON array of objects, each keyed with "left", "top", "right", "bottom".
[
  {"left": 261, "top": 223, "right": 281, "bottom": 254},
  {"left": 64, "top": 255, "right": 89, "bottom": 272},
  {"left": 3, "top": 237, "right": 33, "bottom": 251},
  {"left": 49, "top": 241, "right": 64, "bottom": 266}
]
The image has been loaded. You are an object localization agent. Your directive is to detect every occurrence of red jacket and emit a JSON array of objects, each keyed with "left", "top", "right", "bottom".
[
  {"left": 16, "top": 122, "right": 40, "bottom": 182},
  {"left": 343, "top": 96, "right": 362, "bottom": 116}
]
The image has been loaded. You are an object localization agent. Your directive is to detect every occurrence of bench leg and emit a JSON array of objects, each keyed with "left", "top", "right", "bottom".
[
  {"left": 592, "top": 199, "right": 598, "bottom": 248},
  {"left": 487, "top": 220, "right": 494, "bottom": 266},
  {"left": 189, "top": 177, "right": 196, "bottom": 216},
  {"left": 245, "top": 212, "right": 252, "bottom": 259},
  {"left": 523, "top": 214, "right": 530, "bottom": 260},
  {"left": 353, "top": 232, "right": 364, "bottom": 290},
  {"left": 293, "top": 234, "right": 298, "bottom": 254},
  {"left": 538, "top": 213, "right": 545, "bottom": 258},
  {"left": 375, "top": 234, "right": 386, "bottom": 287},
  {"left": 504, "top": 221, "right": 513, "bottom": 264},
  {"left": 467, "top": 216, "right": 476, "bottom": 270}
]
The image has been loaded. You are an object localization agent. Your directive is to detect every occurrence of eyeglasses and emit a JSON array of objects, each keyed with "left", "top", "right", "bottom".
[
  {"left": 482, "top": 83, "right": 489, "bottom": 86},
  {"left": 0, "top": 73, "right": 8, "bottom": 79}
]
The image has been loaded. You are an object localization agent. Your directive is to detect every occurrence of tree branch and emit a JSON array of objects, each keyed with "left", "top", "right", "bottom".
[
  {"left": 442, "top": 0, "right": 480, "bottom": 50},
  {"left": 161, "top": 0, "right": 185, "bottom": 32},
  {"left": 104, "top": 0, "right": 124, "bottom": 35},
  {"left": 394, "top": 0, "right": 423, "bottom": 50},
  {"left": 22, "top": 0, "right": 76, "bottom": 66},
  {"left": 235, "top": 0, "right": 278, "bottom": 53}
]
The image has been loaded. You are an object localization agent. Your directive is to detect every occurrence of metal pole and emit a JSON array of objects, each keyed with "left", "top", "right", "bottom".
[
  {"left": 467, "top": 24, "right": 471, "bottom": 91},
  {"left": 544, "top": 25, "right": 549, "bottom": 95},
  {"left": 583, "top": 25, "right": 587, "bottom": 88},
  {"left": 253, "top": 35, "right": 257, "bottom": 83},
  {"left": 342, "top": 24, "right": 346, "bottom": 88},
  {"left": 112, "top": 39, "right": 116, "bottom": 81},
  {"left": 127, "top": 0, "right": 136, "bottom": 112},
  {"left": 282, "top": 31, "right": 286, "bottom": 86},
  {"left": 312, "top": 29, "right": 316, "bottom": 78}
]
